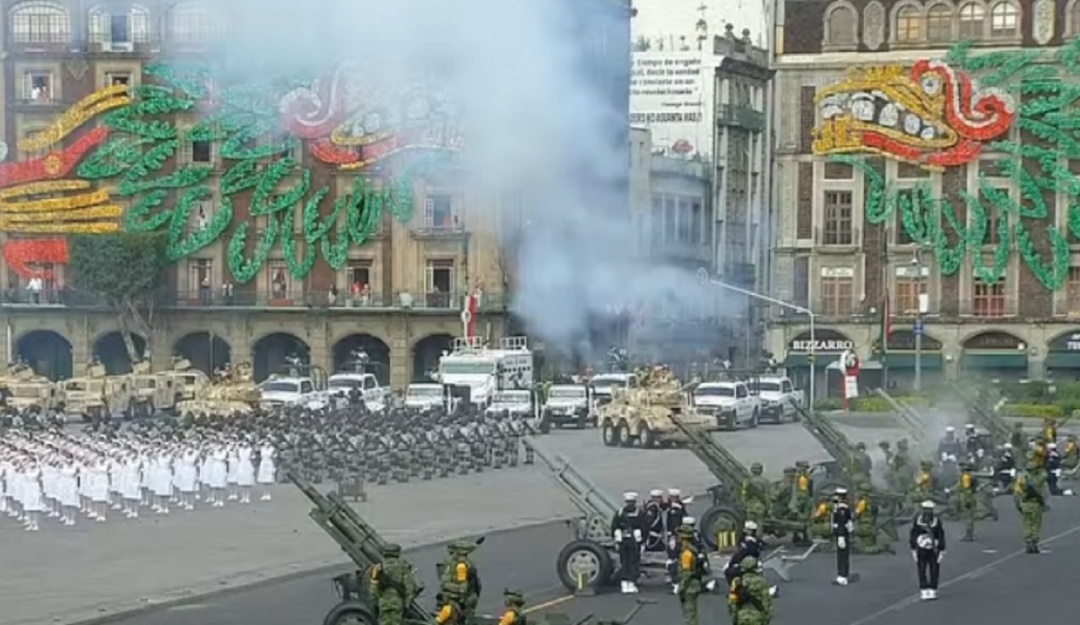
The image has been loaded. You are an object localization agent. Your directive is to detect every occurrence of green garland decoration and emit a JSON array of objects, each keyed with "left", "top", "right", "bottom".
[
  {"left": 829, "top": 37, "right": 1080, "bottom": 290},
  {"left": 76, "top": 62, "right": 455, "bottom": 283}
]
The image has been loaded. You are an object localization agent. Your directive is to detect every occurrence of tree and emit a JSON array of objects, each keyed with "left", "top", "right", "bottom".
[{"left": 68, "top": 232, "right": 169, "bottom": 363}]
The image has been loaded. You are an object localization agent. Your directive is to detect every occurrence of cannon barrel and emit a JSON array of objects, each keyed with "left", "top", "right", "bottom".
[{"left": 286, "top": 471, "right": 431, "bottom": 623}]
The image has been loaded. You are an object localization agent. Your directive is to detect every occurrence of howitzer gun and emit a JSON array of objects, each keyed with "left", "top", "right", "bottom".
[
  {"left": 287, "top": 470, "right": 432, "bottom": 625},
  {"left": 667, "top": 415, "right": 824, "bottom": 579},
  {"left": 871, "top": 390, "right": 932, "bottom": 449},
  {"left": 952, "top": 385, "right": 1011, "bottom": 446}
]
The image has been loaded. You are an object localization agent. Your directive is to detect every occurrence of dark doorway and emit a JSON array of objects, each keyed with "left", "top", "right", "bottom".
[
  {"left": 93, "top": 331, "right": 146, "bottom": 375},
  {"left": 332, "top": 334, "right": 391, "bottom": 385},
  {"left": 252, "top": 333, "right": 310, "bottom": 382},
  {"left": 412, "top": 333, "right": 453, "bottom": 382},
  {"left": 174, "top": 332, "right": 232, "bottom": 375},
  {"left": 16, "top": 330, "right": 74, "bottom": 381}
]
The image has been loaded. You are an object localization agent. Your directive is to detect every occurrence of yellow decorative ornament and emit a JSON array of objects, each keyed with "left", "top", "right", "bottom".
[
  {"left": 43, "top": 153, "right": 64, "bottom": 176},
  {"left": 0, "top": 180, "right": 93, "bottom": 200},
  {"left": 0, "top": 222, "right": 119, "bottom": 234},
  {"left": 18, "top": 84, "right": 131, "bottom": 153},
  {"left": 0, "top": 205, "right": 121, "bottom": 224},
  {"left": 0, "top": 188, "right": 110, "bottom": 213}
]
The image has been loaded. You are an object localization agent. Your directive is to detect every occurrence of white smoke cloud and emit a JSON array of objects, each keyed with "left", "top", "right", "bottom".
[{"left": 194, "top": 0, "right": 739, "bottom": 359}]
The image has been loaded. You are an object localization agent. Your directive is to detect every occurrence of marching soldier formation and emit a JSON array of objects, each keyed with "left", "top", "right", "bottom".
[{"left": 0, "top": 395, "right": 539, "bottom": 532}]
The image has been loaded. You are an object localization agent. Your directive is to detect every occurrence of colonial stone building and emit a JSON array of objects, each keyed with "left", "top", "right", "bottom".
[
  {"left": 770, "top": 0, "right": 1080, "bottom": 396},
  {"left": 0, "top": 0, "right": 632, "bottom": 386}
]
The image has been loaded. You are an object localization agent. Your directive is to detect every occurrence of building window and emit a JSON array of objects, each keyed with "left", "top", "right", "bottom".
[
  {"left": 895, "top": 273, "right": 926, "bottom": 315},
  {"left": 990, "top": 2, "right": 1018, "bottom": 38},
  {"left": 104, "top": 71, "right": 131, "bottom": 88},
  {"left": 825, "top": 5, "right": 857, "bottom": 46},
  {"left": 820, "top": 274, "right": 855, "bottom": 315},
  {"left": 21, "top": 71, "right": 53, "bottom": 102},
  {"left": 691, "top": 200, "right": 702, "bottom": 245},
  {"left": 191, "top": 140, "right": 212, "bottom": 163},
  {"left": 973, "top": 278, "right": 1006, "bottom": 317},
  {"left": 187, "top": 258, "right": 212, "bottom": 302},
  {"left": 267, "top": 261, "right": 290, "bottom": 301},
  {"left": 169, "top": 2, "right": 222, "bottom": 44},
  {"left": 1066, "top": 267, "right": 1080, "bottom": 313},
  {"left": 426, "top": 259, "right": 455, "bottom": 308},
  {"left": 9, "top": 1, "right": 70, "bottom": 44},
  {"left": 88, "top": 4, "right": 152, "bottom": 45},
  {"left": 822, "top": 190, "right": 854, "bottom": 245},
  {"left": 959, "top": 3, "right": 986, "bottom": 38},
  {"left": 347, "top": 261, "right": 372, "bottom": 304},
  {"left": 896, "top": 6, "right": 923, "bottom": 42},
  {"left": 424, "top": 193, "right": 460, "bottom": 231},
  {"left": 927, "top": 5, "right": 953, "bottom": 42}
]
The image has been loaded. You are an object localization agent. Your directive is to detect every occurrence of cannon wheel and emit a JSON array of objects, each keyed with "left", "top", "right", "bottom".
[
  {"left": 601, "top": 421, "right": 621, "bottom": 446},
  {"left": 323, "top": 601, "right": 376, "bottom": 625},
  {"left": 556, "top": 539, "right": 613, "bottom": 592},
  {"left": 699, "top": 504, "right": 742, "bottom": 551}
]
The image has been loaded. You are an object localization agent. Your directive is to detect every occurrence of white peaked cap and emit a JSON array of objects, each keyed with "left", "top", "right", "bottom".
[
  {"left": 834, "top": 487, "right": 848, "bottom": 494},
  {"left": 921, "top": 500, "right": 935, "bottom": 509},
  {"left": 649, "top": 489, "right": 663, "bottom": 497},
  {"left": 624, "top": 491, "right": 638, "bottom": 501},
  {"left": 1048, "top": 442, "right": 1057, "bottom": 449},
  {"left": 965, "top": 423, "right": 976, "bottom": 429},
  {"left": 945, "top": 426, "right": 955, "bottom": 432},
  {"left": 683, "top": 516, "right": 696, "bottom": 525},
  {"left": 744, "top": 520, "right": 758, "bottom": 530},
  {"left": 668, "top": 488, "right": 681, "bottom": 496}
]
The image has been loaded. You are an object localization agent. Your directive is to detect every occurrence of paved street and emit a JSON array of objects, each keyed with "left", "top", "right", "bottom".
[
  {"left": 99, "top": 487, "right": 1080, "bottom": 625},
  {"left": 1, "top": 422, "right": 907, "bottom": 625}
]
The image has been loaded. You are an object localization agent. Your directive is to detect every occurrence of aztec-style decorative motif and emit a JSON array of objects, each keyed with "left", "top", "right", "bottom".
[
  {"left": 861, "top": 1, "right": 885, "bottom": 52},
  {"left": 819, "top": 39, "right": 1080, "bottom": 291},
  {"left": 0, "top": 63, "right": 462, "bottom": 281},
  {"left": 813, "top": 60, "right": 1015, "bottom": 168}
]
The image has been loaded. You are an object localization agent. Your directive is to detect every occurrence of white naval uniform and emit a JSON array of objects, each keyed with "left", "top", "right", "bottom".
[
  {"left": 60, "top": 463, "right": 79, "bottom": 508},
  {"left": 22, "top": 468, "right": 43, "bottom": 512},
  {"left": 90, "top": 461, "right": 109, "bottom": 503},
  {"left": 256, "top": 445, "right": 276, "bottom": 484},
  {"left": 237, "top": 446, "right": 256, "bottom": 487},
  {"left": 123, "top": 457, "right": 142, "bottom": 501},
  {"left": 226, "top": 448, "right": 240, "bottom": 485},
  {"left": 152, "top": 454, "right": 173, "bottom": 497},
  {"left": 178, "top": 450, "right": 198, "bottom": 493},
  {"left": 209, "top": 448, "right": 228, "bottom": 490}
]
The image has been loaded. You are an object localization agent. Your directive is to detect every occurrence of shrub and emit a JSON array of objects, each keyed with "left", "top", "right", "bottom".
[{"left": 998, "top": 403, "right": 1064, "bottom": 418}]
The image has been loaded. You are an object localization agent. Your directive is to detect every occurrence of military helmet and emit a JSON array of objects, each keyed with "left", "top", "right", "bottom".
[
  {"left": 783, "top": 466, "right": 797, "bottom": 475},
  {"left": 449, "top": 540, "right": 476, "bottom": 554},
  {"left": 383, "top": 543, "right": 403, "bottom": 557},
  {"left": 750, "top": 462, "right": 764, "bottom": 475},
  {"left": 504, "top": 588, "right": 525, "bottom": 605},
  {"left": 741, "top": 556, "right": 758, "bottom": 571},
  {"left": 677, "top": 524, "right": 696, "bottom": 538},
  {"left": 920, "top": 460, "right": 933, "bottom": 469},
  {"left": 795, "top": 460, "right": 809, "bottom": 469},
  {"left": 897, "top": 439, "right": 909, "bottom": 449},
  {"left": 855, "top": 441, "right": 866, "bottom": 451},
  {"left": 878, "top": 440, "right": 890, "bottom": 449}
]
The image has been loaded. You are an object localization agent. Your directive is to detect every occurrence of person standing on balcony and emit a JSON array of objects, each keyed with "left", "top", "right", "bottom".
[{"left": 26, "top": 276, "right": 43, "bottom": 304}]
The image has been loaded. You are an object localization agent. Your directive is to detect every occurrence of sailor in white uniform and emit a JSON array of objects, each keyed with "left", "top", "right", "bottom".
[
  {"left": 22, "top": 460, "right": 43, "bottom": 531},
  {"left": 256, "top": 441, "right": 276, "bottom": 501},
  {"left": 226, "top": 444, "right": 240, "bottom": 501},
  {"left": 59, "top": 455, "right": 79, "bottom": 525},
  {"left": 237, "top": 441, "right": 256, "bottom": 504},
  {"left": 178, "top": 446, "right": 198, "bottom": 510},
  {"left": 151, "top": 450, "right": 173, "bottom": 514},
  {"left": 90, "top": 454, "right": 110, "bottom": 522},
  {"left": 208, "top": 444, "right": 228, "bottom": 507}
]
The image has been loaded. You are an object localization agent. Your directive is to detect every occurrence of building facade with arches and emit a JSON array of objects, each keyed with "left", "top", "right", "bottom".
[
  {"left": 0, "top": 0, "right": 633, "bottom": 385},
  {"left": 769, "top": 0, "right": 1080, "bottom": 396}
]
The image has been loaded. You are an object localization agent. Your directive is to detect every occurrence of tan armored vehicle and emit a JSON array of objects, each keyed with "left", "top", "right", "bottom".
[
  {"left": 2, "top": 364, "right": 63, "bottom": 411},
  {"left": 168, "top": 357, "right": 209, "bottom": 401},
  {"left": 129, "top": 359, "right": 187, "bottom": 418},
  {"left": 62, "top": 362, "right": 134, "bottom": 422},
  {"left": 599, "top": 367, "right": 713, "bottom": 448},
  {"left": 176, "top": 362, "right": 258, "bottom": 416}
]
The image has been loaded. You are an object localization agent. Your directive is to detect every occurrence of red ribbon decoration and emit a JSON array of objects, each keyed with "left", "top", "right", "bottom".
[
  {"left": 2, "top": 238, "right": 70, "bottom": 278},
  {"left": 0, "top": 127, "right": 109, "bottom": 187}
]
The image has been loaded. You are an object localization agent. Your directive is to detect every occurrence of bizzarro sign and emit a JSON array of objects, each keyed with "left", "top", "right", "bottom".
[{"left": 787, "top": 329, "right": 854, "bottom": 352}]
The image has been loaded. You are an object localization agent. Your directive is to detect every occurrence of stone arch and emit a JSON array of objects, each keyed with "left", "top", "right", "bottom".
[
  {"left": 823, "top": 1, "right": 859, "bottom": 47},
  {"left": 957, "top": 1, "right": 989, "bottom": 38},
  {"left": 924, "top": 0, "right": 957, "bottom": 42},
  {"left": 15, "top": 329, "right": 73, "bottom": 381},
  {"left": 959, "top": 328, "right": 1026, "bottom": 349},
  {"left": 412, "top": 333, "right": 454, "bottom": 382},
  {"left": 1066, "top": 0, "right": 1080, "bottom": 37},
  {"left": 9, "top": 1, "right": 71, "bottom": 44},
  {"left": 252, "top": 332, "right": 310, "bottom": 382},
  {"left": 890, "top": 0, "right": 926, "bottom": 43},
  {"left": 332, "top": 334, "right": 391, "bottom": 385},
  {"left": 92, "top": 331, "right": 146, "bottom": 375},
  {"left": 173, "top": 332, "right": 232, "bottom": 375}
]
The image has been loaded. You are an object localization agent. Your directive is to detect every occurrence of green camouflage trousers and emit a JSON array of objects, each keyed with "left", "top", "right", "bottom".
[
  {"left": 680, "top": 591, "right": 701, "bottom": 625},
  {"left": 1020, "top": 500, "right": 1044, "bottom": 545},
  {"left": 734, "top": 607, "right": 768, "bottom": 625},
  {"left": 744, "top": 501, "right": 767, "bottom": 526},
  {"left": 956, "top": 497, "right": 976, "bottom": 538},
  {"left": 377, "top": 606, "right": 404, "bottom": 625}
]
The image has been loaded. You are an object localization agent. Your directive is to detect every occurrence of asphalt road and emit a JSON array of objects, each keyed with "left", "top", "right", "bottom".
[{"left": 108, "top": 492, "right": 1080, "bottom": 625}]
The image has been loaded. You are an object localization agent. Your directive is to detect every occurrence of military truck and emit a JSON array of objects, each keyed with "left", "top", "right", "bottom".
[
  {"left": 598, "top": 369, "right": 712, "bottom": 448},
  {"left": 166, "top": 357, "right": 209, "bottom": 401},
  {"left": 129, "top": 360, "right": 185, "bottom": 418},
  {"left": 176, "top": 362, "right": 258, "bottom": 416},
  {"left": 1, "top": 365, "right": 63, "bottom": 412},
  {"left": 62, "top": 363, "right": 133, "bottom": 422}
]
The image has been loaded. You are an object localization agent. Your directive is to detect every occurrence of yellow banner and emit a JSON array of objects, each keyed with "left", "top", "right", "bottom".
[{"left": 18, "top": 84, "right": 131, "bottom": 153}]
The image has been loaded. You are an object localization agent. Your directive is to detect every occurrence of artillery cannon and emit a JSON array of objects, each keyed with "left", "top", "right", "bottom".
[
  {"left": 951, "top": 384, "right": 1011, "bottom": 446},
  {"left": 522, "top": 436, "right": 736, "bottom": 592},
  {"left": 871, "top": 389, "right": 932, "bottom": 450}
]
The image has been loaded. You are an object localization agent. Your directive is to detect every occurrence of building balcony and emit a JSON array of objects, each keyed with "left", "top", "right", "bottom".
[
  {"left": 410, "top": 222, "right": 469, "bottom": 240},
  {"left": 718, "top": 104, "right": 765, "bottom": 131}
]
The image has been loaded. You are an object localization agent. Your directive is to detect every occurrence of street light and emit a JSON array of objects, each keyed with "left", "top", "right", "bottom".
[
  {"left": 699, "top": 272, "right": 818, "bottom": 409},
  {"left": 912, "top": 247, "right": 929, "bottom": 392}
]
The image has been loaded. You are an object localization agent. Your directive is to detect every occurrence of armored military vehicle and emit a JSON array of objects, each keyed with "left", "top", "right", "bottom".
[
  {"left": 62, "top": 362, "right": 133, "bottom": 422},
  {"left": 166, "top": 357, "right": 209, "bottom": 401},
  {"left": 129, "top": 360, "right": 185, "bottom": 417},
  {"left": 176, "top": 362, "right": 258, "bottom": 415},
  {"left": 598, "top": 368, "right": 712, "bottom": 448},
  {"left": 1, "top": 365, "right": 62, "bottom": 412}
]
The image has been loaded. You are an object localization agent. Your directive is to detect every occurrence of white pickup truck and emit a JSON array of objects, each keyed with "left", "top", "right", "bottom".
[
  {"left": 749, "top": 376, "right": 804, "bottom": 423},
  {"left": 542, "top": 384, "right": 594, "bottom": 428},
  {"left": 405, "top": 383, "right": 448, "bottom": 411},
  {"left": 259, "top": 375, "right": 329, "bottom": 411},
  {"left": 485, "top": 389, "right": 538, "bottom": 418},
  {"left": 692, "top": 381, "right": 761, "bottom": 429},
  {"left": 328, "top": 372, "right": 389, "bottom": 410}
]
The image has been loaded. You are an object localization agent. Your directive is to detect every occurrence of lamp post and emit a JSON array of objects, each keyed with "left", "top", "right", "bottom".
[
  {"left": 912, "top": 247, "right": 928, "bottom": 392},
  {"left": 699, "top": 272, "right": 818, "bottom": 409}
]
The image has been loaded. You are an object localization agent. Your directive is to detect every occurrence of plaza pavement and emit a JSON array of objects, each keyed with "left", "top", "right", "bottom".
[{"left": 1, "top": 422, "right": 909, "bottom": 625}]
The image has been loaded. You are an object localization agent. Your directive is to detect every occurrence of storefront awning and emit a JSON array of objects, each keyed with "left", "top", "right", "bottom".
[
  {"left": 784, "top": 353, "right": 842, "bottom": 368},
  {"left": 877, "top": 352, "right": 943, "bottom": 369},
  {"left": 1044, "top": 351, "right": 1080, "bottom": 369},
  {"left": 961, "top": 351, "right": 1028, "bottom": 369}
]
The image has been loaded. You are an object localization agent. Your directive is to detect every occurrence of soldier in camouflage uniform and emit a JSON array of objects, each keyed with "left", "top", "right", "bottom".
[
  {"left": 769, "top": 467, "right": 797, "bottom": 521},
  {"left": 440, "top": 541, "right": 482, "bottom": 624},
  {"left": 369, "top": 543, "right": 417, "bottom": 625},
  {"left": 891, "top": 439, "right": 914, "bottom": 494},
  {"left": 1014, "top": 457, "right": 1049, "bottom": 553},
  {"left": 910, "top": 460, "right": 936, "bottom": 507},
  {"left": 727, "top": 556, "right": 773, "bottom": 625},
  {"left": 741, "top": 463, "right": 770, "bottom": 527},
  {"left": 852, "top": 482, "right": 893, "bottom": 554}
]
